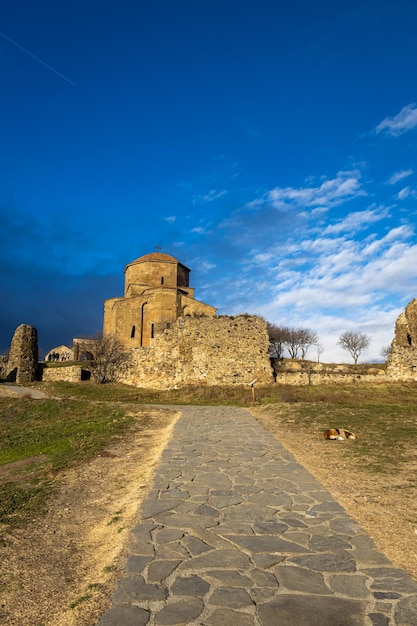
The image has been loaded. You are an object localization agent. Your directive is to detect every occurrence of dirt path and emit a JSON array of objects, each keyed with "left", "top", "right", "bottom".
[{"left": 0, "top": 407, "right": 179, "bottom": 626}]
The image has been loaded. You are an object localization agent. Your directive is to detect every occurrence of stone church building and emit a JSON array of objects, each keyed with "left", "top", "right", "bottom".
[
  {"left": 103, "top": 252, "right": 216, "bottom": 348},
  {"left": 102, "top": 251, "right": 274, "bottom": 388}
]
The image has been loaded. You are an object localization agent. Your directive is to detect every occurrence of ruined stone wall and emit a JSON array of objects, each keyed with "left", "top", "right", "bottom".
[
  {"left": 72, "top": 338, "right": 99, "bottom": 361},
  {"left": 6, "top": 324, "right": 38, "bottom": 384},
  {"left": 0, "top": 356, "right": 7, "bottom": 379},
  {"left": 41, "top": 365, "right": 85, "bottom": 382},
  {"left": 123, "top": 315, "right": 274, "bottom": 389},
  {"left": 274, "top": 360, "right": 386, "bottom": 385},
  {"left": 387, "top": 299, "right": 417, "bottom": 380}
]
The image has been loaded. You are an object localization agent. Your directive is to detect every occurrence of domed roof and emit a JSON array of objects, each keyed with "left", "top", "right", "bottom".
[{"left": 127, "top": 252, "right": 179, "bottom": 266}]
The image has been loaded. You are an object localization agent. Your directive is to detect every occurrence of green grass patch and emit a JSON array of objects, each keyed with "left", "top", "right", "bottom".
[
  {"left": 0, "top": 398, "right": 133, "bottom": 468},
  {"left": 0, "top": 481, "right": 51, "bottom": 525},
  {"left": 255, "top": 382, "right": 417, "bottom": 475},
  {"left": 32, "top": 380, "right": 258, "bottom": 405},
  {"left": 0, "top": 396, "right": 135, "bottom": 528}
]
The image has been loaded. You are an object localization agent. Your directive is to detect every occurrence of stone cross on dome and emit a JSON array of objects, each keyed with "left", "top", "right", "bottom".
[{"left": 154, "top": 245, "right": 162, "bottom": 252}]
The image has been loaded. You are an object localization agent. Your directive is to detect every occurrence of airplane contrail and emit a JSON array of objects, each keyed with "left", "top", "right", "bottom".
[{"left": 0, "top": 31, "right": 76, "bottom": 86}]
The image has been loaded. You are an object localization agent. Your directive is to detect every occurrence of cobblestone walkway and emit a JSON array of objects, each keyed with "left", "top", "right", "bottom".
[{"left": 97, "top": 406, "right": 417, "bottom": 626}]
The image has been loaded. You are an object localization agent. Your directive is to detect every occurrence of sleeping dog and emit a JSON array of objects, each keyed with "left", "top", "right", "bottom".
[{"left": 324, "top": 428, "right": 356, "bottom": 440}]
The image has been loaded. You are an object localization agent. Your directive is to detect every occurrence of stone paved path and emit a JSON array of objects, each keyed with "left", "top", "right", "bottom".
[{"left": 97, "top": 406, "right": 417, "bottom": 626}]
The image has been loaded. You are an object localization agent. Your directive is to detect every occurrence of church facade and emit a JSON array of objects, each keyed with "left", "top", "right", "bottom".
[{"left": 103, "top": 252, "right": 216, "bottom": 349}]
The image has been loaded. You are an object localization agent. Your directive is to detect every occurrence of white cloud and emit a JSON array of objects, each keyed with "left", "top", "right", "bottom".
[
  {"left": 387, "top": 169, "right": 413, "bottom": 185},
  {"left": 376, "top": 103, "right": 417, "bottom": 137},
  {"left": 397, "top": 186, "right": 416, "bottom": 200},
  {"left": 193, "top": 189, "right": 227, "bottom": 204},
  {"left": 268, "top": 170, "right": 365, "bottom": 210},
  {"left": 224, "top": 211, "right": 417, "bottom": 362},
  {"left": 384, "top": 224, "right": 414, "bottom": 241},
  {"left": 323, "top": 206, "right": 389, "bottom": 235},
  {"left": 165, "top": 216, "right": 176, "bottom": 223}
]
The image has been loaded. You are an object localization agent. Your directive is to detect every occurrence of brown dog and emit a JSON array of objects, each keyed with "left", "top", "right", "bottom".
[{"left": 324, "top": 428, "right": 356, "bottom": 440}]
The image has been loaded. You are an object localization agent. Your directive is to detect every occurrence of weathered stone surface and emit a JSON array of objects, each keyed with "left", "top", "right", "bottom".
[
  {"left": 252, "top": 521, "right": 288, "bottom": 535},
  {"left": 154, "top": 597, "right": 204, "bottom": 625},
  {"left": 157, "top": 528, "right": 185, "bottom": 543},
  {"left": 249, "top": 569, "right": 278, "bottom": 588},
  {"left": 327, "top": 573, "right": 369, "bottom": 598},
  {"left": 6, "top": 324, "right": 38, "bottom": 384},
  {"left": 126, "top": 313, "right": 274, "bottom": 388},
  {"left": 178, "top": 549, "right": 252, "bottom": 571},
  {"left": 127, "top": 540, "right": 155, "bottom": 557},
  {"left": 125, "top": 555, "right": 152, "bottom": 574},
  {"left": 140, "top": 498, "right": 184, "bottom": 518},
  {"left": 309, "top": 535, "right": 352, "bottom": 552},
  {"left": 365, "top": 567, "right": 417, "bottom": 593},
  {"left": 274, "top": 565, "right": 331, "bottom": 595},
  {"left": 203, "top": 609, "right": 255, "bottom": 626},
  {"left": 111, "top": 575, "right": 168, "bottom": 602},
  {"left": 147, "top": 559, "right": 182, "bottom": 582},
  {"left": 170, "top": 574, "right": 210, "bottom": 597},
  {"left": 257, "top": 595, "right": 365, "bottom": 626},
  {"left": 394, "top": 594, "right": 417, "bottom": 625},
  {"left": 41, "top": 365, "right": 85, "bottom": 382},
  {"left": 387, "top": 298, "right": 417, "bottom": 379},
  {"left": 97, "top": 605, "right": 150, "bottom": 626},
  {"left": 181, "top": 535, "right": 212, "bottom": 556},
  {"left": 289, "top": 551, "right": 356, "bottom": 573},
  {"left": 224, "top": 534, "right": 309, "bottom": 554},
  {"left": 155, "top": 543, "right": 190, "bottom": 559},
  {"left": 209, "top": 587, "right": 253, "bottom": 608},
  {"left": 205, "top": 570, "right": 253, "bottom": 587},
  {"left": 369, "top": 614, "right": 390, "bottom": 626}
]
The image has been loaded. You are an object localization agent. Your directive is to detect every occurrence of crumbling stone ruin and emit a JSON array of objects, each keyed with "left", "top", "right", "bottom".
[
  {"left": 6, "top": 324, "right": 39, "bottom": 384},
  {"left": 0, "top": 355, "right": 7, "bottom": 379},
  {"left": 387, "top": 298, "right": 417, "bottom": 380},
  {"left": 124, "top": 314, "right": 274, "bottom": 388}
]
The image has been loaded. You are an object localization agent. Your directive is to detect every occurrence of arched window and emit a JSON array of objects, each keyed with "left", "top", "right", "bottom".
[
  {"left": 161, "top": 276, "right": 164, "bottom": 285},
  {"left": 151, "top": 323, "right": 155, "bottom": 339},
  {"left": 131, "top": 325, "right": 136, "bottom": 338}
]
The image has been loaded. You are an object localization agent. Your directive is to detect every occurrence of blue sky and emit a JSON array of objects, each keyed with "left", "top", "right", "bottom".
[{"left": 2, "top": 0, "right": 417, "bottom": 362}]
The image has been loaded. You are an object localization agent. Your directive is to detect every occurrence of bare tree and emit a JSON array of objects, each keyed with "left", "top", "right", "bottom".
[
  {"left": 87, "top": 334, "right": 132, "bottom": 383},
  {"left": 380, "top": 344, "right": 392, "bottom": 361},
  {"left": 299, "top": 329, "right": 319, "bottom": 359},
  {"left": 281, "top": 327, "right": 318, "bottom": 359},
  {"left": 337, "top": 331, "right": 371, "bottom": 364},
  {"left": 266, "top": 323, "right": 289, "bottom": 359},
  {"left": 266, "top": 322, "right": 319, "bottom": 360},
  {"left": 315, "top": 340, "right": 324, "bottom": 363},
  {"left": 282, "top": 327, "right": 302, "bottom": 358}
]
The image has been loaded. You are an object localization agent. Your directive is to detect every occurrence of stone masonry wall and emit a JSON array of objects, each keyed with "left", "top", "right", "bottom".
[
  {"left": 6, "top": 324, "right": 38, "bottom": 384},
  {"left": 387, "top": 298, "right": 417, "bottom": 380},
  {"left": 123, "top": 315, "right": 274, "bottom": 389},
  {"left": 274, "top": 360, "right": 386, "bottom": 385},
  {"left": 41, "top": 365, "right": 85, "bottom": 383},
  {"left": 0, "top": 356, "right": 7, "bottom": 379}
]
